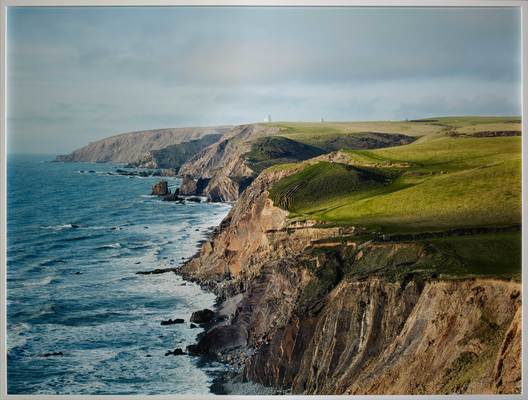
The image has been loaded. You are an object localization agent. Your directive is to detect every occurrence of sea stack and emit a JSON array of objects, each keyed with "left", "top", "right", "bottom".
[{"left": 151, "top": 180, "right": 170, "bottom": 196}]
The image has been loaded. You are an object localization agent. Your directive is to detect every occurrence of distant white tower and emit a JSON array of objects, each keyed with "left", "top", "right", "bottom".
[
  {"left": 321, "top": 117, "right": 325, "bottom": 123},
  {"left": 267, "top": 114, "right": 272, "bottom": 123}
]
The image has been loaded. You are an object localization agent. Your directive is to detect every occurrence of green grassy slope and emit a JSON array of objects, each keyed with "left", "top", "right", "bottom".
[
  {"left": 269, "top": 162, "right": 389, "bottom": 211},
  {"left": 267, "top": 117, "right": 522, "bottom": 279},
  {"left": 274, "top": 122, "right": 419, "bottom": 151},
  {"left": 270, "top": 134, "right": 521, "bottom": 232}
]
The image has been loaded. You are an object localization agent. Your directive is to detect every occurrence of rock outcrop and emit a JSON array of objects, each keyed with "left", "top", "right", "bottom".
[
  {"left": 151, "top": 180, "right": 169, "bottom": 196},
  {"left": 178, "top": 124, "right": 276, "bottom": 202},
  {"left": 180, "top": 167, "right": 522, "bottom": 395},
  {"left": 190, "top": 309, "right": 215, "bottom": 324}
]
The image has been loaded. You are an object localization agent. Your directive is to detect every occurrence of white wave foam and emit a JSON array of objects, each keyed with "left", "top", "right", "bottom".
[
  {"left": 24, "top": 275, "right": 54, "bottom": 287},
  {"left": 99, "top": 243, "right": 122, "bottom": 249},
  {"left": 7, "top": 322, "right": 31, "bottom": 352},
  {"left": 41, "top": 223, "right": 80, "bottom": 230}
]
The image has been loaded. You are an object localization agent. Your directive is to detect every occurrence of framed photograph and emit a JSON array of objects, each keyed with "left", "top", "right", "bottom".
[{"left": 1, "top": 0, "right": 525, "bottom": 398}]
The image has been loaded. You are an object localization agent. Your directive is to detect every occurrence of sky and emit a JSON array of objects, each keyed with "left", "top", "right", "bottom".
[{"left": 7, "top": 6, "right": 522, "bottom": 154}]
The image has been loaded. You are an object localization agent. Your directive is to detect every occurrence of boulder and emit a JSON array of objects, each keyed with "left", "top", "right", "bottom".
[
  {"left": 162, "top": 190, "right": 184, "bottom": 202},
  {"left": 190, "top": 308, "right": 215, "bottom": 324},
  {"left": 151, "top": 180, "right": 170, "bottom": 196},
  {"left": 186, "top": 196, "right": 202, "bottom": 203},
  {"left": 160, "top": 318, "right": 185, "bottom": 325},
  {"left": 40, "top": 351, "right": 64, "bottom": 357},
  {"left": 165, "top": 348, "right": 186, "bottom": 356}
]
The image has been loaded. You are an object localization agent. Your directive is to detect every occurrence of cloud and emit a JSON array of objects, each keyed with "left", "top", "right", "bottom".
[{"left": 6, "top": 6, "right": 522, "bottom": 154}]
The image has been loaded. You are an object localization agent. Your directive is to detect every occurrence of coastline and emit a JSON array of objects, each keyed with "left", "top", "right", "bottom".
[{"left": 170, "top": 207, "right": 285, "bottom": 395}]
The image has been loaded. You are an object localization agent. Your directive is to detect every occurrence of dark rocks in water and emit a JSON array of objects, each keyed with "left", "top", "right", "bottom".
[
  {"left": 190, "top": 323, "right": 198, "bottom": 329},
  {"left": 116, "top": 168, "right": 149, "bottom": 177},
  {"left": 190, "top": 308, "right": 215, "bottom": 324},
  {"left": 40, "top": 351, "right": 64, "bottom": 357},
  {"left": 161, "top": 318, "right": 185, "bottom": 325},
  {"left": 162, "top": 192, "right": 184, "bottom": 202},
  {"left": 136, "top": 267, "right": 178, "bottom": 275},
  {"left": 165, "top": 348, "right": 186, "bottom": 356},
  {"left": 74, "top": 271, "right": 82, "bottom": 275},
  {"left": 88, "top": 170, "right": 96, "bottom": 173},
  {"left": 151, "top": 180, "right": 170, "bottom": 196},
  {"left": 115, "top": 168, "right": 177, "bottom": 177},
  {"left": 180, "top": 175, "right": 211, "bottom": 197},
  {"left": 186, "top": 196, "right": 202, "bottom": 203},
  {"left": 186, "top": 344, "right": 202, "bottom": 355},
  {"left": 145, "top": 354, "right": 152, "bottom": 357},
  {"left": 134, "top": 261, "right": 141, "bottom": 265},
  {"left": 70, "top": 224, "right": 80, "bottom": 228}
]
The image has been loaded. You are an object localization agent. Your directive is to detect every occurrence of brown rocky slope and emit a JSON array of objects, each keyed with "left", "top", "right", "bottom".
[
  {"left": 55, "top": 126, "right": 231, "bottom": 164},
  {"left": 180, "top": 167, "right": 521, "bottom": 395},
  {"left": 178, "top": 124, "right": 280, "bottom": 202}
]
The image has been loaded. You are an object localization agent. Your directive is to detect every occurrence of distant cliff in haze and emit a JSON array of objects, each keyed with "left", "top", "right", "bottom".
[{"left": 55, "top": 126, "right": 232, "bottom": 164}]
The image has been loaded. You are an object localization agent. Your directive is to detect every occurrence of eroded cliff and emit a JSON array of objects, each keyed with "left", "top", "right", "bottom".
[
  {"left": 180, "top": 167, "right": 522, "bottom": 395},
  {"left": 178, "top": 124, "right": 280, "bottom": 202}
]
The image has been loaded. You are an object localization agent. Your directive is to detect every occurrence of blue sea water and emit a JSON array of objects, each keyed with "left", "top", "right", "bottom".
[{"left": 6, "top": 154, "right": 231, "bottom": 395}]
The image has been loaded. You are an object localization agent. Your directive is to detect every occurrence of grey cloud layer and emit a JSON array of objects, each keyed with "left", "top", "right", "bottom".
[{"left": 7, "top": 7, "right": 521, "bottom": 153}]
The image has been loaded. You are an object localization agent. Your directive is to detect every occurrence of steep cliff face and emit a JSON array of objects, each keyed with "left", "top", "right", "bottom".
[
  {"left": 178, "top": 124, "right": 280, "bottom": 202},
  {"left": 181, "top": 167, "right": 522, "bottom": 395},
  {"left": 132, "top": 133, "right": 223, "bottom": 170},
  {"left": 55, "top": 126, "right": 230, "bottom": 164},
  {"left": 247, "top": 278, "right": 520, "bottom": 395}
]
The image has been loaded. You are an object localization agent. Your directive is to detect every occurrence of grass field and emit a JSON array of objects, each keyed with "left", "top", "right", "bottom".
[
  {"left": 268, "top": 117, "right": 521, "bottom": 233},
  {"left": 266, "top": 117, "right": 522, "bottom": 280}
]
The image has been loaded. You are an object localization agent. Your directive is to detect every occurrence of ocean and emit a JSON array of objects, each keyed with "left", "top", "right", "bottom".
[{"left": 6, "top": 154, "right": 231, "bottom": 395}]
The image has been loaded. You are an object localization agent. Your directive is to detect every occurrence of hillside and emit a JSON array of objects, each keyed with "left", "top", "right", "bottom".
[
  {"left": 178, "top": 121, "right": 418, "bottom": 201},
  {"left": 55, "top": 126, "right": 231, "bottom": 164},
  {"left": 269, "top": 125, "right": 521, "bottom": 233},
  {"left": 131, "top": 133, "right": 223, "bottom": 170},
  {"left": 179, "top": 116, "right": 521, "bottom": 395}
]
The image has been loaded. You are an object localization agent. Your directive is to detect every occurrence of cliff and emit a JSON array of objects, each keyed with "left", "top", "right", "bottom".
[
  {"left": 180, "top": 166, "right": 521, "bottom": 395},
  {"left": 131, "top": 133, "right": 223, "bottom": 170},
  {"left": 178, "top": 123, "right": 416, "bottom": 202},
  {"left": 55, "top": 126, "right": 231, "bottom": 164},
  {"left": 178, "top": 124, "right": 279, "bottom": 201}
]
